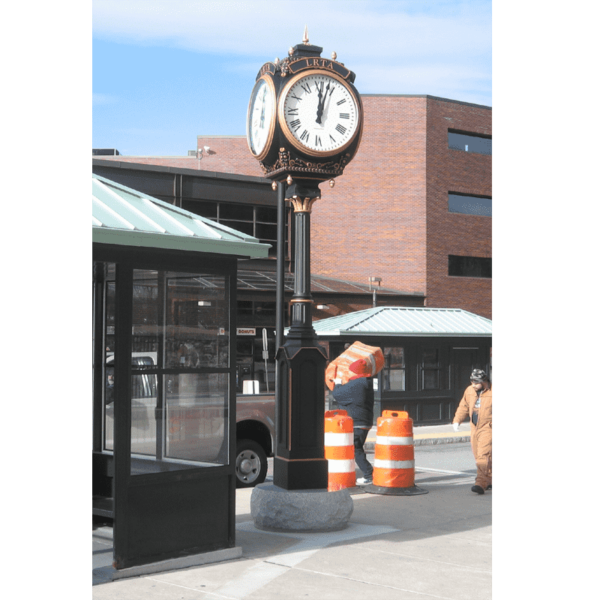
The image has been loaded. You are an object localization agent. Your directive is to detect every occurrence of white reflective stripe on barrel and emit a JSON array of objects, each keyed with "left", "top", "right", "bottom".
[
  {"left": 327, "top": 459, "right": 356, "bottom": 473},
  {"left": 376, "top": 435, "right": 413, "bottom": 446},
  {"left": 374, "top": 459, "right": 415, "bottom": 469},
  {"left": 324, "top": 432, "right": 354, "bottom": 446}
]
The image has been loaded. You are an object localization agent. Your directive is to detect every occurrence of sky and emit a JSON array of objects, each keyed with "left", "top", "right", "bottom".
[{"left": 92, "top": 0, "right": 492, "bottom": 156}]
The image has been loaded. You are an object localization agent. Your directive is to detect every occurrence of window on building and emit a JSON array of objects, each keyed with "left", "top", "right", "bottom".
[
  {"left": 448, "top": 193, "right": 492, "bottom": 217},
  {"left": 448, "top": 130, "right": 492, "bottom": 155},
  {"left": 422, "top": 349, "right": 442, "bottom": 390},
  {"left": 383, "top": 347, "right": 405, "bottom": 391},
  {"left": 182, "top": 200, "right": 286, "bottom": 259},
  {"left": 235, "top": 335, "right": 277, "bottom": 394},
  {"left": 448, "top": 192, "right": 600, "bottom": 217},
  {"left": 237, "top": 300, "right": 287, "bottom": 326},
  {"left": 448, "top": 255, "right": 492, "bottom": 278}
]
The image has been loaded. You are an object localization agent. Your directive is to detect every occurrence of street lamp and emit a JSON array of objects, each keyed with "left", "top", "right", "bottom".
[{"left": 369, "top": 277, "right": 382, "bottom": 307}]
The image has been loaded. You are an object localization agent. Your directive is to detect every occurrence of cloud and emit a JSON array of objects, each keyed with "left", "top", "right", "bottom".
[
  {"left": 93, "top": 0, "right": 491, "bottom": 104},
  {"left": 93, "top": 1, "right": 491, "bottom": 60},
  {"left": 93, "top": 93, "right": 118, "bottom": 106}
]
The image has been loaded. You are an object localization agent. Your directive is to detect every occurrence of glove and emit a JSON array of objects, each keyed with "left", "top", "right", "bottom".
[{"left": 453, "top": 422, "right": 460, "bottom": 432}]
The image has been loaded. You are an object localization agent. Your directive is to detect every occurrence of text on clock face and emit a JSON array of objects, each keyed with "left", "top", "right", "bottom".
[{"left": 283, "top": 74, "right": 358, "bottom": 151}]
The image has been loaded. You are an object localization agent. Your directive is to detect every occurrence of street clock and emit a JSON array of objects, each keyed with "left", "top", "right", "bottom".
[{"left": 246, "top": 29, "right": 363, "bottom": 197}]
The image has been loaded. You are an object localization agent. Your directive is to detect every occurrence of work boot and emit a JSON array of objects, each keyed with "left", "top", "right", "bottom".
[
  {"left": 486, "top": 484, "right": 492, "bottom": 490},
  {"left": 471, "top": 485, "right": 485, "bottom": 495}
]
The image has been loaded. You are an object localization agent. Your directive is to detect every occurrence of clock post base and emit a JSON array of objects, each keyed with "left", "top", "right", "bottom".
[{"left": 250, "top": 483, "right": 353, "bottom": 532}]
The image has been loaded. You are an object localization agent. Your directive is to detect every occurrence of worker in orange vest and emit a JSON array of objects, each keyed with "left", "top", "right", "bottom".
[{"left": 452, "top": 369, "right": 492, "bottom": 494}]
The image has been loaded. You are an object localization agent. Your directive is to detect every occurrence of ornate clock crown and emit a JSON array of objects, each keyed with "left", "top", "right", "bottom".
[{"left": 288, "top": 26, "right": 323, "bottom": 59}]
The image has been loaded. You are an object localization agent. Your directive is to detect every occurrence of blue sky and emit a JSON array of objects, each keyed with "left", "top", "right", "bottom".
[{"left": 92, "top": 0, "right": 491, "bottom": 156}]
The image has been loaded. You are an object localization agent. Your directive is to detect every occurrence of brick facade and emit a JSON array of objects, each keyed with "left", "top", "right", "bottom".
[
  {"left": 313, "top": 95, "right": 492, "bottom": 318},
  {"left": 425, "top": 98, "right": 492, "bottom": 318}
]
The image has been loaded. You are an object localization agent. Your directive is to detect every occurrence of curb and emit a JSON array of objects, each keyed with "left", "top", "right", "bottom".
[{"left": 364, "top": 435, "right": 470, "bottom": 451}]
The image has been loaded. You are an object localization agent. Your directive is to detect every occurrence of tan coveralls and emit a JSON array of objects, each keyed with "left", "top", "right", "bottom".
[{"left": 453, "top": 385, "right": 492, "bottom": 489}]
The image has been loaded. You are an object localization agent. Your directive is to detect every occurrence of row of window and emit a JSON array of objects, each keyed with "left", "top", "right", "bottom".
[
  {"left": 448, "top": 131, "right": 600, "bottom": 156},
  {"left": 448, "top": 193, "right": 600, "bottom": 217},
  {"left": 181, "top": 199, "right": 286, "bottom": 259}
]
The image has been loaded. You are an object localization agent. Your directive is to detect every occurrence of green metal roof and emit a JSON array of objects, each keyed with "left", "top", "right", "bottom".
[
  {"left": 310, "top": 307, "right": 492, "bottom": 337},
  {"left": 92, "top": 173, "right": 270, "bottom": 258}
]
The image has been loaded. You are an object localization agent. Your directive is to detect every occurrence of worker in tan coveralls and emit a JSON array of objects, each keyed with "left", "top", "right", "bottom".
[{"left": 453, "top": 369, "right": 492, "bottom": 495}]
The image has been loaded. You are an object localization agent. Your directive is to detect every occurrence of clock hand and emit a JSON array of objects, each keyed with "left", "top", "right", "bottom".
[
  {"left": 260, "top": 88, "right": 267, "bottom": 128},
  {"left": 317, "top": 83, "right": 333, "bottom": 125},
  {"left": 316, "top": 83, "right": 324, "bottom": 124}
]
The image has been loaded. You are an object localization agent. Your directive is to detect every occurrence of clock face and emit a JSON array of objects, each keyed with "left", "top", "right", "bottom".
[
  {"left": 279, "top": 70, "right": 361, "bottom": 156},
  {"left": 247, "top": 75, "right": 276, "bottom": 159}
]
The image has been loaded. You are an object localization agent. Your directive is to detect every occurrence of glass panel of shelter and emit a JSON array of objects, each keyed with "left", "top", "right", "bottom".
[
  {"left": 125, "top": 269, "right": 230, "bottom": 475},
  {"left": 103, "top": 264, "right": 116, "bottom": 452}
]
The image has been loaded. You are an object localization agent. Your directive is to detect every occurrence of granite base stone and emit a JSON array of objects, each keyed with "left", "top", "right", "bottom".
[{"left": 250, "top": 483, "right": 353, "bottom": 532}]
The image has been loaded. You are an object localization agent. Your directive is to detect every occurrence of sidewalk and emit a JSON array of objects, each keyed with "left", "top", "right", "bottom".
[
  {"left": 93, "top": 426, "right": 489, "bottom": 599},
  {"left": 365, "top": 422, "right": 471, "bottom": 450}
]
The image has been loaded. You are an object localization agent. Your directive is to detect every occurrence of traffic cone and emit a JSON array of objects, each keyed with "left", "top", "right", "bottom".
[{"left": 366, "top": 410, "right": 428, "bottom": 496}]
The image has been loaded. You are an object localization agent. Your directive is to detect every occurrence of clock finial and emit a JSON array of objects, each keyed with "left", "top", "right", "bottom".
[{"left": 303, "top": 26, "right": 309, "bottom": 44}]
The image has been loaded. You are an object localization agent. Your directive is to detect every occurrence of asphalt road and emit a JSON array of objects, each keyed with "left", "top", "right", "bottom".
[{"left": 265, "top": 442, "right": 477, "bottom": 486}]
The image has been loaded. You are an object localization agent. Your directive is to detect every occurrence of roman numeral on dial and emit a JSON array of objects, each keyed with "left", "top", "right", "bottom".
[
  {"left": 336, "top": 124, "right": 347, "bottom": 135},
  {"left": 290, "top": 119, "right": 301, "bottom": 131},
  {"left": 340, "top": 113, "right": 350, "bottom": 119}
]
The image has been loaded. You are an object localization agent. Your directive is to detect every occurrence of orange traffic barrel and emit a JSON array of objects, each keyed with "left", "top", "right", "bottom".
[
  {"left": 324, "top": 410, "right": 356, "bottom": 490},
  {"left": 366, "top": 410, "right": 428, "bottom": 496}
]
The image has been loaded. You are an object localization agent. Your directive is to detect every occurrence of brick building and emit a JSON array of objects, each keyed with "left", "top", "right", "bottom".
[{"left": 96, "top": 94, "right": 491, "bottom": 319}]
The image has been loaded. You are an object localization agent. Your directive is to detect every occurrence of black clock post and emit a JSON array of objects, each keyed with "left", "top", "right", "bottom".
[
  {"left": 273, "top": 182, "right": 328, "bottom": 490},
  {"left": 246, "top": 30, "right": 363, "bottom": 529}
]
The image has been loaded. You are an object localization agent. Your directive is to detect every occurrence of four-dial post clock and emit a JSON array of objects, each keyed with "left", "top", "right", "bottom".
[{"left": 246, "top": 31, "right": 363, "bottom": 491}]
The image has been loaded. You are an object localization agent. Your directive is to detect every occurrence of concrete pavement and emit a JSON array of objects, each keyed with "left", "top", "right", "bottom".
[{"left": 93, "top": 426, "right": 490, "bottom": 599}]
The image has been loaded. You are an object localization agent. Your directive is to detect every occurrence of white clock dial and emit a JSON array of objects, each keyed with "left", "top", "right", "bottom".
[
  {"left": 247, "top": 76, "right": 276, "bottom": 159},
  {"left": 279, "top": 71, "right": 360, "bottom": 156}
]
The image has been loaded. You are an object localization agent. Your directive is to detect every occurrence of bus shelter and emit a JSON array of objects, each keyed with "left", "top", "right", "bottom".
[
  {"left": 312, "top": 307, "right": 492, "bottom": 425},
  {"left": 92, "top": 174, "right": 269, "bottom": 575}
]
